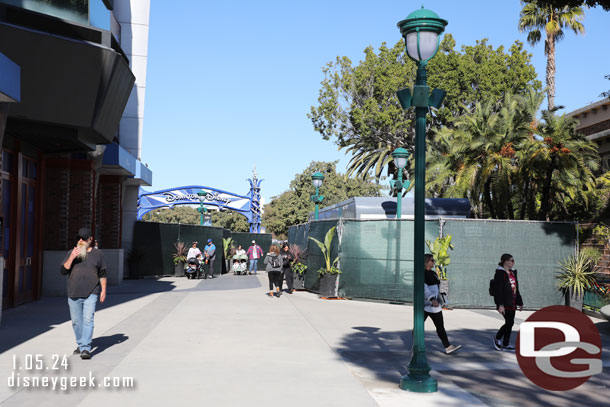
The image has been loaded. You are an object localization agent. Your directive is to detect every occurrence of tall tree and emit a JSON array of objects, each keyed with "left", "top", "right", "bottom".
[
  {"left": 309, "top": 35, "right": 540, "bottom": 182},
  {"left": 532, "top": 110, "right": 599, "bottom": 220},
  {"left": 431, "top": 90, "right": 599, "bottom": 221},
  {"left": 262, "top": 161, "right": 382, "bottom": 237},
  {"left": 518, "top": 0, "right": 585, "bottom": 110},
  {"left": 432, "top": 93, "right": 534, "bottom": 219}
]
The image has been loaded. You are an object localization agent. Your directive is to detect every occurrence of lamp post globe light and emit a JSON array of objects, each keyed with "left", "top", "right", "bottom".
[
  {"left": 311, "top": 172, "right": 325, "bottom": 220},
  {"left": 391, "top": 147, "right": 410, "bottom": 219},
  {"left": 396, "top": 6, "right": 447, "bottom": 393}
]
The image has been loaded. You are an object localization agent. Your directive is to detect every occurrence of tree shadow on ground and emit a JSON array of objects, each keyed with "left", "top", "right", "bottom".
[{"left": 335, "top": 325, "right": 610, "bottom": 407}]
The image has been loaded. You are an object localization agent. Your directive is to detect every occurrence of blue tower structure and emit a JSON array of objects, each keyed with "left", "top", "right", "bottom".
[{"left": 247, "top": 167, "right": 263, "bottom": 233}]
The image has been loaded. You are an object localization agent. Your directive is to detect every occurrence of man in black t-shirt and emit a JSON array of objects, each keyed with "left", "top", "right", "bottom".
[{"left": 60, "top": 228, "right": 107, "bottom": 360}]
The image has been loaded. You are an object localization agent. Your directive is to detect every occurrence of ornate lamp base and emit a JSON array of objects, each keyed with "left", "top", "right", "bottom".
[{"left": 399, "top": 374, "right": 438, "bottom": 393}]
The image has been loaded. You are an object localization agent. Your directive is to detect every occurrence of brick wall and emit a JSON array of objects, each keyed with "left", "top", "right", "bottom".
[
  {"left": 43, "top": 158, "right": 94, "bottom": 250},
  {"left": 97, "top": 176, "right": 122, "bottom": 249}
]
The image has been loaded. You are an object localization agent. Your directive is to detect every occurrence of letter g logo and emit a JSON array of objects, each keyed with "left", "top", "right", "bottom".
[{"left": 516, "top": 306, "right": 602, "bottom": 391}]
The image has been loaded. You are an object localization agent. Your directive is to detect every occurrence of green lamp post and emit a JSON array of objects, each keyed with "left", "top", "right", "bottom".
[
  {"left": 396, "top": 6, "right": 447, "bottom": 393},
  {"left": 197, "top": 190, "right": 207, "bottom": 226},
  {"left": 391, "top": 147, "right": 410, "bottom": 219},
  {"left": 311, "top": 172, "right": 325, "bottom": 220}
]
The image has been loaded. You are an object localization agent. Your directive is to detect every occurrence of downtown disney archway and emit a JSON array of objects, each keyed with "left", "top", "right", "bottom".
[{"left": 137, "top": 174, "right": 263, "bottom": 233}]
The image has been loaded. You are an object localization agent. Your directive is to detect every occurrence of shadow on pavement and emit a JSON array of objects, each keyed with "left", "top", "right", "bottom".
[
  {"left": 91, "top": 333, "right": 129, "bottom": 357},
  {"left": 0, "top": 278, "right": 176, "bottom": 354},
  {"left": 335, "top": 325, "right": 610, "bottom": 407}
]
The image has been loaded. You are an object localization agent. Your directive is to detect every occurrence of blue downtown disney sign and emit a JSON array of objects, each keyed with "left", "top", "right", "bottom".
[{"left": 137, "top": 176, "right": 263, "bottom": 232}]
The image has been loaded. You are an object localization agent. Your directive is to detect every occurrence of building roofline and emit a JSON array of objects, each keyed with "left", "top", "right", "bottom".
[{"left": 567, "top": 98, "right": 610, "bottom": 117}]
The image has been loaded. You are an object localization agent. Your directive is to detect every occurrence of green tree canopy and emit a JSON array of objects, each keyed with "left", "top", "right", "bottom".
[
  {"left": 309, "top": 35, "right": 541, "bottom": 182},
  {"left": 431, "top": 90, "right": 600, "bottom": 220},
  {"left": 533, "top": 0, "right": 610, "bottom": 10},
  {"left": 262, "top": 161, "right": 382, "bottom": 237},
  {"left": 147, "top": 206, "right": 199, "bottom": 224},
  {"left": 146, "top": 206, "right": 249, "bottom": 232},
  {"left": 212, "top": 210, "right": 249, "bottom": 232}
]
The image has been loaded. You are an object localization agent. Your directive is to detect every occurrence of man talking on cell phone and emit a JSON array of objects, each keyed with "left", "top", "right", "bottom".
[{"left": 60, "top": 228, "right": 107, "bottom": 360}]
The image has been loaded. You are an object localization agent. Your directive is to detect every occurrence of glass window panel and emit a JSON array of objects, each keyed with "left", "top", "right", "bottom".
[
  {"left": 29, "top": 161, "right": 37, "bottom": 180},
  {"left": 2, "top": 151, "right": 12, "bottom": 172}
]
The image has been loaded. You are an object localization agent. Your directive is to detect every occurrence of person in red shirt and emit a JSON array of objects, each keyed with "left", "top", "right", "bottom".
[
  {"left": 492, "top": 253, "right": 524, "bottom": 351},
  {"left": 247, "top": 240, "right": 263, "bottom": 275}
]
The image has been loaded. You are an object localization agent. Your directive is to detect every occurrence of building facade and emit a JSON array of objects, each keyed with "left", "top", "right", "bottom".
[
  {"left": 568, "top": 98, "right": 610, "bottom": 170},
  {"left": 0, "top": 0, "right": 152, "bottom": 312}
]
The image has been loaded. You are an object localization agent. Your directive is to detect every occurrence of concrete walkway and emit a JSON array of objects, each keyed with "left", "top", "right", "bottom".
[{"left": 0, "top": 273, "right": 609, "bottom": 407}]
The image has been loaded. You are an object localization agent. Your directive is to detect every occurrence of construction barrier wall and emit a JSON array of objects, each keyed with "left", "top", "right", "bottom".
[
  {"left": 288, "top": 218, "right": 576, "bottom": 308},
  {"left": 132, "top": 221, "right": 272, "bottom": 277}
]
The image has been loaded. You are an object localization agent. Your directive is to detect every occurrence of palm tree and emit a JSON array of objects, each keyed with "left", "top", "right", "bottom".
[
  {"left": 530, "top": 110, "right": 599, "bottom": 220},
  {"left": 518, "top": 0, "right": 585, "bottom": 110},
  {"left": 432, "top": 94, "right": 531, "bottom": 219}
]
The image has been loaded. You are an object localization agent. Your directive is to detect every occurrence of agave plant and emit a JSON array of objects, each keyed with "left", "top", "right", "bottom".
[
  {"left": 556, "top": 251, "right": 596, "bottom": 300},
  {"left": 308, "top": 226, "right": 341, "bottom": 275},
  {"left": 172, "top": 241, "right": 188, "bottom": 265}
]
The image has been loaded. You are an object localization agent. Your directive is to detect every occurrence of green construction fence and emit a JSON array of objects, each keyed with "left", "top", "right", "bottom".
[{"left": 288, "top": 218, "right": 575, "bottom": 308}]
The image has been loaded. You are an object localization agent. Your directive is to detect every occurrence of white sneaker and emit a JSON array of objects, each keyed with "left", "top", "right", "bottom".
[
  {"left": 445, "top": 344, "right": 462, "bottom": 354},
  {"left": 493, "top": 337, "right": 502, "bottom": 351}
]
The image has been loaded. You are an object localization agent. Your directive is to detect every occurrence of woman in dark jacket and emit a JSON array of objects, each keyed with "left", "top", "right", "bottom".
[
  {"left": 264, "top": 245, "right": 283, "bottom": 297},
  {"left": 492, "top": 253, "right": 524, "bottom": 351},
  {"left": 281, "top": 243, "right": 295, "bottom": 294}
]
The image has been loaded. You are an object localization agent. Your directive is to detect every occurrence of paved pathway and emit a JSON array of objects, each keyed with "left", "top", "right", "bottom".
[{"left": 0, "top": 274, "right": 609, "bottom": 406}]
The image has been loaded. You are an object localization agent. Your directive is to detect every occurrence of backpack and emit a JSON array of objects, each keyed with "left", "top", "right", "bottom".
[
  {"left": 271, "top": 256, "right": 281, "bottom": 269},
  {"left": 489, "top": 279, "right": 495, "bottom": 296}
]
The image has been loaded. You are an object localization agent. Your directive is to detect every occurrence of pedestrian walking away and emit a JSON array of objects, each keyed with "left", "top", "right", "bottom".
[
  {"left": 204, "top": 239, "right": 216, "bottom": 279},
  {"left": 424, "top": 254, "right": 461, "bottom": 355},
  {"left": 281, "top": 243, "right": 294, "bottom": 293},
  {"left": 264, "top": 245, "right": 283, "bottom": 297},
  {"left": 492, "top": 253, "right": 523, "bottom": 351},
  {"left": 247, "top": 240, "right": 263, "bottom": 275},
  {"left": 60, "top": 227, "right": 107, "bottom": 360}
]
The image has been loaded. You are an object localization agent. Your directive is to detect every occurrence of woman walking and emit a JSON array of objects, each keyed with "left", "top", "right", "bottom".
[
  {"left": 264, "top": 245, "right": 283, "bottom": 297},
  {"left": 492, "top": 253, "right": 523, "bottom": 351},
  {"left": 424, "top": 254, "right": 461, "bottom": 354},
  {"left": 281, "top": 243, "right": 295, "bottom": 294}
]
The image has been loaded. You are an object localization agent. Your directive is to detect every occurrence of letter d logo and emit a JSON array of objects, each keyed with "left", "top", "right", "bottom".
[{"left": 516, "top": 306, "right": 602, "bottom": 391}]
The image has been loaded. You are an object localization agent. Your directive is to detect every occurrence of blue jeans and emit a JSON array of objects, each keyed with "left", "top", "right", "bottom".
[
  {"left": 68, "top": 294, "right": 98, "bottom": 352},
  {"left": 249, "top": 259, "right": 258, "bottom": 273}
]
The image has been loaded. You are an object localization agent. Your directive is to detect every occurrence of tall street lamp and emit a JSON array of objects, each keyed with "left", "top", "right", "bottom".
[
  {"left": 391, "top": 147, "right": 410, "bottom": 219},
  {"left": 311, "top": 172, "right": 325, "bottom": 220},
  {"left": 396, "top": 6, "right": 447, "bottom": 393},
  {"left": 197, "top": 190, "right": 207, "bottom": 226}
]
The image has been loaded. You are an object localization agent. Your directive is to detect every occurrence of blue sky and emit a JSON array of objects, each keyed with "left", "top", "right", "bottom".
[{"left": 143, "top": 0, "right": 610, "bottom": 204}]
